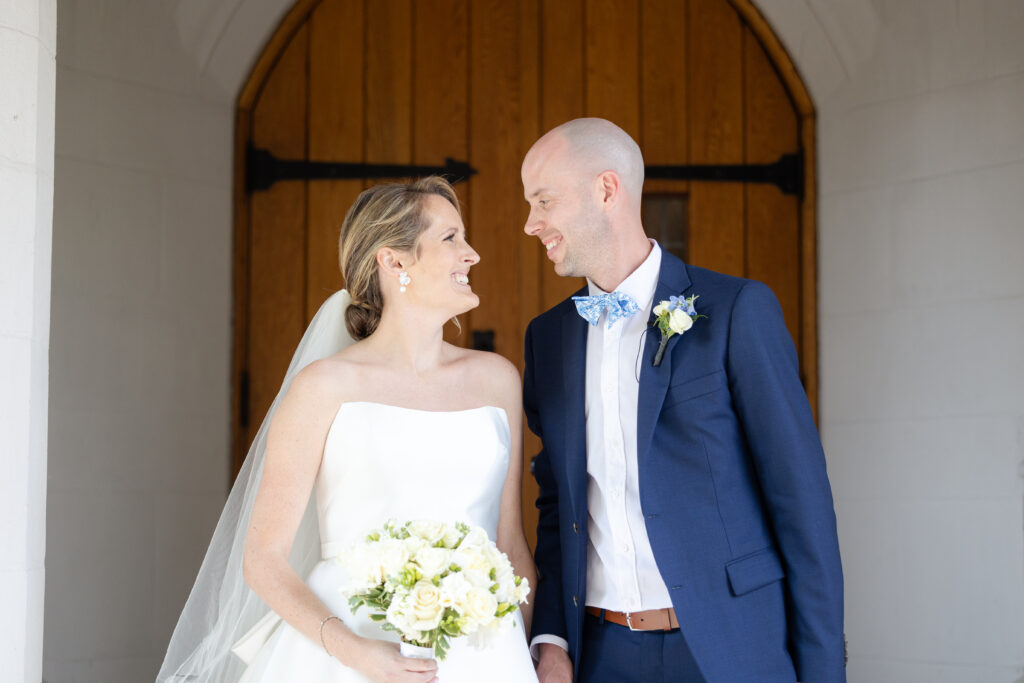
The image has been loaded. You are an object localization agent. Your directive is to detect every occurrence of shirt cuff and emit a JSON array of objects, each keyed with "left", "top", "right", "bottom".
[{"left": 529, "top": 634, "right": 570, "bottom": 661}]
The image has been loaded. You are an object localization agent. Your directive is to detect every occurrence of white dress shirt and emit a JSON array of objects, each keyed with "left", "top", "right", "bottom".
[
  {"left": 531, "top": 241, "right": 673, "bottom": 658},
  {"left": 582, "top": 241, "right": 673, "bottom": 613}
]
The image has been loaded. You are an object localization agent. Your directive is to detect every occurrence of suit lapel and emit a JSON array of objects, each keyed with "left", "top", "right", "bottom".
[
  {"left": 636, "top": 255, "right": 692, "bottom": 466},
  {"left": 560, "top": 299, "right": 589, "bottom": 514}
]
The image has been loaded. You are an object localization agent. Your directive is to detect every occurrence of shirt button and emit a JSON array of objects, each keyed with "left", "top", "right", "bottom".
[
  {"left": 623, "top": 544, "right": 632, "bottom": 554},
  {"left": 573, "top": 522, "right": 579, "bottom": 534},
  {"left": 573, "top": 595, "right": 578, "bottom": 607}
]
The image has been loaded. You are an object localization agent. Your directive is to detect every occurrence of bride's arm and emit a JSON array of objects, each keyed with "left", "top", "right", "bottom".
[
  {"left": 242, "top": 362, "right": 437, "bottom": 683},
  {"left": 492, "top": 357, "right": 538, "bottom": 635}
]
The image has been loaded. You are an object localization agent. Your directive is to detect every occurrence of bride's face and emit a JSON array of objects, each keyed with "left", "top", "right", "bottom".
[{"left": 404, "top": 193, "right": 480, "bottom": 316}]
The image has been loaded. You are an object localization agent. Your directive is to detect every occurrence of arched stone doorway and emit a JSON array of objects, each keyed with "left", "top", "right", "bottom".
[{"left": 231, "top": 0, "right": 817, "bottom": 546}]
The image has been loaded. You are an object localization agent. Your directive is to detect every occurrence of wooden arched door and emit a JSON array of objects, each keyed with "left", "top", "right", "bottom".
[{"left": 233, "top": 0, "right": 817, "bottom": 549}]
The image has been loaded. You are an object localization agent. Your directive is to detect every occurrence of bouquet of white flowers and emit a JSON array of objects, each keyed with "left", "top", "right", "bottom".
[{"left": 337, "top": 519, "right": 530, "bottom": 660}]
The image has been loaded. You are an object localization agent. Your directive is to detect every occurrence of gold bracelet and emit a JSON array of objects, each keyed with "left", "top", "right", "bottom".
[{"left": 319, "top": 614, "right": 341, "bottom": 657}]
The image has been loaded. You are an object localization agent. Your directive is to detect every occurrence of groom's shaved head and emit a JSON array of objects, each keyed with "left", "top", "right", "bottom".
[
  {"left": 527, "top": 118, "right": 645, "bottom": 208},
  {"left": 522, "top": 117, "right": 652, "bottom": 291}
]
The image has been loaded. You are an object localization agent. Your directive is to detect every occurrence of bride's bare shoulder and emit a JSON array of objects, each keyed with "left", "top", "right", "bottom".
[
  {"left": 447, "top": 346, "right": 521, "bottom": 396},
  {"left": 289, "top": 345, "right": 373, "bottom": 404}
]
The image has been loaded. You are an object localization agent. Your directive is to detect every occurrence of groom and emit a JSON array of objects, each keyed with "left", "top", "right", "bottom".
[{"left": 521, "top": 118, "right": 845, "bottom": 683}]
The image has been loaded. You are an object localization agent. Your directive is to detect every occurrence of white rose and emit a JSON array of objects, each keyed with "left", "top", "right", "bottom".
[
  {"left": 494, "top": 564, "right": 517, "bottom": 602},
  {"left": 513, "top": 577, "right": 531, "bottom": 604},
  {"left": 441, "top": 524, "right": 464, "bottom": 548},
  {"left": 465, "top": 568, "right": 493, "bottom": 590},
  {"left": 408, "top": 519, "right": 446, "bottom": 544},
  {"left": 377, "top": 538, "right": 411, "bottom": 577},
  {"left": 337, "top": 543, "right": 383, "bottom": 592},
  {"left": 452, "top": 548, "right": 492, "bottom": 589},
  {"left": 403, "top": 536, "right": 428, "bottom": 558},
  {"left": 440, "top": 571, "right": 473, "bottom": 608},
  {"left": 481, "top": 543, "right": 506, "bottom": 569},
  {"left": 409, "top": 580, "right": 444, "bottom": 630},
  {"left": 461, "top": 587, "right": 499, "bottom": 628},
  {"left": 386, "top": 595, "right": 419, "bottom": 641},
  {"left": 668, "top": 308, "right": 693, "bottom": 334},
  {"left": 452, "top": 546, "right": 491, "bottom": 573},
  {"left": 415, "top": 546, "right": 452, "bottom": 578},
  {"left": 653, "top": 302, "right": 668, "bottom": 317},
  {"left": 458, "top": 526, "right": 490, "bottom": 550}
]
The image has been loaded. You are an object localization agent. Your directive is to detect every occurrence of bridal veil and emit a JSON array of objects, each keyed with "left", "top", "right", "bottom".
[{"left": 157, "top": 290, "right": 356, "bottom": 682}]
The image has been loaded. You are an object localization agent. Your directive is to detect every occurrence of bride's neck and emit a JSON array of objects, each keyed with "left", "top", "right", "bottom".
[{"left": 368, "top": 305, "right": 447, "bottom": 374}]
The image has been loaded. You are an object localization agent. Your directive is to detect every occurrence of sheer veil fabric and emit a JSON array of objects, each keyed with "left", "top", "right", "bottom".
[{"left": 157, "top": 290, "right": 357, "bottom": 682}]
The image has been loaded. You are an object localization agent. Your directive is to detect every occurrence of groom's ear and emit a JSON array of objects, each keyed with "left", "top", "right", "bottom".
[{"left": 596, "top": 170, "right": 621, "bottom": 210}]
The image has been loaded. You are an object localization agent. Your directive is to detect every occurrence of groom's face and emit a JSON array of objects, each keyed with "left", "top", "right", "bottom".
[{"left": 522, "top": 137, "right": 608, "bottom": 280}]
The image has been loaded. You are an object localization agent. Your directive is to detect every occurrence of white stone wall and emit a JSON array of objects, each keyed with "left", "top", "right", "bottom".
[
  {"left": 43, "top": 2, "right": 260, "bottom": 680},
  {"left": 0, "top": 1, "right": 55, "bottom": 681},
  {"left": 761, "top": 1, "right": 1024, "bottom": 680},
  {"left": 44, "top": 1, "right": 296, "bottom": 678}
]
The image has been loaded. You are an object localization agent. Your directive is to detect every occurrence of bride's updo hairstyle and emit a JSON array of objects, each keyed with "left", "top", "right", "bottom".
[{"left": 339, "top": 175, "right": 460, "bottom": 340}]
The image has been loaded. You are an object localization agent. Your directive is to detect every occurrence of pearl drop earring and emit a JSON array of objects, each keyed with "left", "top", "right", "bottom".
[{"left": 399, "top": 271, "right": 411, "bottom": 293}]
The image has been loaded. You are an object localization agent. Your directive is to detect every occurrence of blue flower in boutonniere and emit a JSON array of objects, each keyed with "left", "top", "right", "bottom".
[{"left": 651, "top": 294, "right": 706, "bottom": 366}]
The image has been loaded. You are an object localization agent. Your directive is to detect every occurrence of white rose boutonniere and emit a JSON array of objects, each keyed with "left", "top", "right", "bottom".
[{"left": 652, "top": 294, "right": 705, "bottom": 366}]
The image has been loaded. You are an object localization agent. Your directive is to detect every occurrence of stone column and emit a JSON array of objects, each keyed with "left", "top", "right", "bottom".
[{"left": 0, "top": 1, "right": 56, "bottom": 680}]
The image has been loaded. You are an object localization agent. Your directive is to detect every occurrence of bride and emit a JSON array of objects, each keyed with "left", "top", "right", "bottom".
[{"left": 158, "top": 177, "right": 538, "bottom": 682}]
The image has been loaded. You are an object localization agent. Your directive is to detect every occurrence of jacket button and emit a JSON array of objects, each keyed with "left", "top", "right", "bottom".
[
  {"left": 573, "top": 595, "right": 578, "bottom": 607},
  {"left": 573, "top": 522, "right": 578, "bottom": 534}
]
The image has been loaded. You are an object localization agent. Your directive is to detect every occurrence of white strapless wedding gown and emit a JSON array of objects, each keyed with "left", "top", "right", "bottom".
[{"left": 237, "top": 402, "right": 538, "bottom": 682}]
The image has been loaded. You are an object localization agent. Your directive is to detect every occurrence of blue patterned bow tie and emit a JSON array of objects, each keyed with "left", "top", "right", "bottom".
[{"left": 572, "top": 291, "right": 640, "bottom": 328}]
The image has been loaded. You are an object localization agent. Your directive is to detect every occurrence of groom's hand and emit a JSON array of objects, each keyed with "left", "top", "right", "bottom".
[{"left": 536, "top": 643, "right": 573, "bottom": 683}]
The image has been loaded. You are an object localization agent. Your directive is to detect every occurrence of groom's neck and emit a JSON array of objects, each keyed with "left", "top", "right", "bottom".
[{"left": 589, "top": 229, "right": 652, "bottom": 293}]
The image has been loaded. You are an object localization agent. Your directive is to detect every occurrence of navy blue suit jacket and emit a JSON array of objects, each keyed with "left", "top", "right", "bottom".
[{"left": 525, "top": 252, "right": 845, "bottom": 682}]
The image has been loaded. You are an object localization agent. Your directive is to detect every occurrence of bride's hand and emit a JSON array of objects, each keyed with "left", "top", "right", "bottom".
[{"left": 342, "top": 637, "right": 439, "bottom": 683}]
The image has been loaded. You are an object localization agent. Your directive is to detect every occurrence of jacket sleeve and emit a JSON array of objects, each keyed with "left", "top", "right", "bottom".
[
  {"left": 524, "top": 321, "right": 568, "bottom": 642},
  {"left": 726, "top": 280, "right": 846, "bottom": 682}
]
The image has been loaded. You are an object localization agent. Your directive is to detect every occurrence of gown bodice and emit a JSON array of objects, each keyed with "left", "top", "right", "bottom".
[{"left": 316, "top": 402, "right": 511, "bottom": 560}]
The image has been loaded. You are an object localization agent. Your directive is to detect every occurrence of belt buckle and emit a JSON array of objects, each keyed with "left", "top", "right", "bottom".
[{"left": 625, "top": 611, "right": 636, "bottom": 631}]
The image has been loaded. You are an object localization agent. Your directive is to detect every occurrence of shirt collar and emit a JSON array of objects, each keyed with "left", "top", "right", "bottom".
[{"left": 585, "top": 239, "right": 662, "bottom": 309}]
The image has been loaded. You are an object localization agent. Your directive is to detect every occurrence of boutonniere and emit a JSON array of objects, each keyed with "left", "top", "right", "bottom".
[{"left": 651, "top": 294, "right": 706, "bottom": 366}]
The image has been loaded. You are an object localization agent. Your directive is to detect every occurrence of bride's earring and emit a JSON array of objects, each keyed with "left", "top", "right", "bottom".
[{"left": 399, "top": 271, "right": 411, "bottom": 293}]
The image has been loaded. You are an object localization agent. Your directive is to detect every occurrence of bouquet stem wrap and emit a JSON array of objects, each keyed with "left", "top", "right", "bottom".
[{"left": 400, "top": 642, "right": 436, "bottom": 660}]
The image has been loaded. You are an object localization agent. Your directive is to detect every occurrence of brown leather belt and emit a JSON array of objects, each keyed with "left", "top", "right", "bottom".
[{"left": 585, "top": 606, "right": 679, "bottom": 631}]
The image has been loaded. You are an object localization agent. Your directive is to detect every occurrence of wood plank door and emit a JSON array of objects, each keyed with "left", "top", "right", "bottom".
[{"left": 234, "top": 0, "right": 817, "bottom": 550}]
